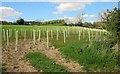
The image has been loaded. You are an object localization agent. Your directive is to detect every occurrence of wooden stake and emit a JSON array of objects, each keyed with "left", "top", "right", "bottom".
[
  {"left": 82, "top": 30, "right": 84, "bottom": 39},
  {"left": 46, "top": 30, "right": 49, "bottom": 49},
  {"left": 100, "top": 31, "right": 102, "bottom": 37},
  {"left": 15, "top": 31, "right": 18, "bottom": 51},
  {"left": 36, "top": 29, "right": 39, "bottom": 37},
  {"left": 51, "top": 30, "right": 53, "bottom": 38},
  {"left": 91, "top": 30, "right": 93, "bottom": 39},
  {"left": 99, "top": 31, "right": 101, "bottom": 41},
  {"left": 56, "top": 30, "right": 59, "bottom": 40},
  {"left": 6, "top": 30, "right": 9, "bottom": 46},
  {"left": 95, "top": 31, "right": 98, "bottom": 41},
  {"left": 79, "top": 30, "right": 81, "bottom": 40},
  {"left": 31, "top": 29, "right": 33, "bottom": 39},
  {"left": 63, "top": 30, "right": 66, "bottom": 43},
  {"left": 3, "top": 29, "right": 5, "bottom": 40},
  {"left": 33, "top": 30, "right": 36, "bottom": 44},
  {"left": 9, "top": 29, "right": 11, "bottom": 37},
  {"left": 38, "top": 30, "right": 41, "bottom": 41}
]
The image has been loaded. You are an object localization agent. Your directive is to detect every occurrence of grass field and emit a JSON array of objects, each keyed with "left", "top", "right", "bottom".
[
  {"left": 50, "top": 35, "right": 118, "bottom": 71},
  {"left": 2, "top": 25, "right": 119, "bottom": 72}
]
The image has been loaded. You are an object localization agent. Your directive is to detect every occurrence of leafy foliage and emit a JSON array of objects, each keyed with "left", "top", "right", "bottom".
[
  {"left": 101, "top": 8, "right": 120, "bottom": 41},
  {"left": 16, "top": 18, "right": 25, "bottom": 25},
  {"left": 41, "top": 19, "right": 66, "bottom": 26},
  {"left": 100, "top": 8, "right": 120, "bottom": 69}
]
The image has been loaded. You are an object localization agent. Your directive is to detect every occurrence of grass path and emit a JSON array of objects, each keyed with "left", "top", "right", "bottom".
[
  {"left": 34, "top": 40, "right": 83, "bottom": 72},
  {"left": 2, "top": 39, "right": 83, "bottom": 72}
]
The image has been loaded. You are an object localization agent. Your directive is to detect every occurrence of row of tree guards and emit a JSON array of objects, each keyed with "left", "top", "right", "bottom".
[{"left": 2, "top": 28, "right": 108, "bottom": 50}]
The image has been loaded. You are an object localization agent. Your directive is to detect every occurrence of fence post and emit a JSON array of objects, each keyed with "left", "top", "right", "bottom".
[
  {"left": 30, "top": 29, "right": 32, "bottom": 39},
  {"left": 3, "top": 29, "right": 6, "bottom": 41},
  {"left": 99, "top": 31, "right": 102, "bottom": 41},
  {"left": 56, "top": 30, "right": 59, "bottom": 40},
  {"left": 91, "top": 30, "right": 93, "bottom": 39},
  {"left": 63, "top": 30, "right": 66, "bottom": 43},
  {"left": 6, "top": 30, "right": 9, "bottom": 46},
  {"left": 82, "top": 29, "right": 84, "bottom": 39},
  {"left": 33, "top": 30, "right": 36, "bottom": 44},
  {"left": 15, "top": 31, "right": 18, "bottom": 51},
  {"left": 38, "top": 30, "right": 41, "bottom": 41},
  {"left": 46, "top": 30, "right": 49, "bottom": 49},
  {"left": 79, "top": 30, "right": 81, "bottom": 40},
  {"left": 51, "top": 30, "right": 53, "bottom": 38},
  {"left": 9, "top": 29, "right": 12, "bottom": 37},
  {"left": 95, "top": 30, "right": 98, "bottom": 41}
]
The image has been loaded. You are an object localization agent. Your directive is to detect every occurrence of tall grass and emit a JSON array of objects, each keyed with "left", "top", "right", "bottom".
[{"left": 50, "top": 35, "right": 119, "bottom": 72}]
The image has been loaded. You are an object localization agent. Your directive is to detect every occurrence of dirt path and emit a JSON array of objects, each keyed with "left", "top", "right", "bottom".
[
  {"left": 34, "top": 40, "right": 83, "bottom": 72},
  {"left": 2, "top": 39, "right": 83, "bottom": 72},
  {"left": 2, "top": 40, "right": 39, "bottom": 72}
]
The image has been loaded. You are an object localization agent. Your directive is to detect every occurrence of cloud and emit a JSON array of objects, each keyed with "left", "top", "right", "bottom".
[
  {"left": 51, "top": 0, "right": 118, "bottom": 14},
  {"left": 53, "top": 2, "right": 91, "bottom": 14},
  {"left": 82, "top": 14, "right": 94, "bottom": 18},
  {"left": 0, "top": 6, "right": 22, "bottom": 20},
  {"left": 2, "top": 0, "right": 118, "bottom": 15},
  {"left": 50, "top": 0, "right": 94, "bottom": 14}
]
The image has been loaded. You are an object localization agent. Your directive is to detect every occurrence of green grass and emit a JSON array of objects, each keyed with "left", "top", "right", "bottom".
[
  {"left": 25, "top": 52, "right": 68, "bottom": 72},
  {"left": 3, "top": 25, "right": 118, "bottom": 72},
  {"left": 2, "top": 25, "right": 107, "bottom": 40},
  {"left": 2, "top": 25, "right": 78, "bottom": 40},
  {"left": 50, "top": 35, "right": 119, "bottom": 72},
  {"left": 2, "top": 25, "right": 69, "bottom": 31},
  {"left": 2, "top": 25, "right": 71, "bottom": 44}
]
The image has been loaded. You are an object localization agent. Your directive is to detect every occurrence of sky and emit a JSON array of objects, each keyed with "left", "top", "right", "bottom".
[{"left": 0, "top": 0, "right": 119, "bottom": 23}]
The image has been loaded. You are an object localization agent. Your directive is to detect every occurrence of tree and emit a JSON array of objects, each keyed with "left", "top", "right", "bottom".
[
  {"left": 16, "top": 18, "right": 25, "bottom": 25},
  {"left": 64, "top": 14, "right": 84, "bottom": 26},
  {"left": 100, "top": 8, "right": 120, "bottom": 43},
  {"left": 100, "top": 7, "right": 120, "bottom": 68},
  {"left": 76, "top": 13, "right": 84, "bottom": 23}
]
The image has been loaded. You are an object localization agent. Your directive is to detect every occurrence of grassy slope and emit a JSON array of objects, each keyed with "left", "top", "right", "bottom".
[
  {"left": 25, "top": 52, "right": 68, "bottom": 72},
  {"left": 2, "top": 25, "right": 119, "bottom": 72},
  {"left": 2, "top": 25, "right": 67, "bottom": 31},
  {"left": 2, "top": 25, "right": 72, "bottom": 40},
  {"left": 50, "top": 35, "right": 119, "bottom": 72}
]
